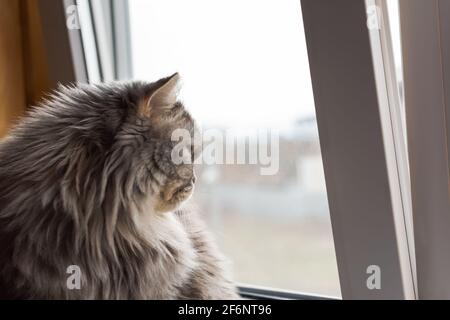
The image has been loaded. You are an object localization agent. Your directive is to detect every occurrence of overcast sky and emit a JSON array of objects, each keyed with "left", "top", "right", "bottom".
[{"left": 129, "top": 0, "right": 401, "bottom": 129}]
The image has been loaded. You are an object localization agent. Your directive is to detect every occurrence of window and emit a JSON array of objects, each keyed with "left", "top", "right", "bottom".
[
  {"left": 386, "top": 0, "right": 406, "bottom": 135},
  {"left": 127, "top": 0, "right": 340, "bottom": 297},
  {"left": 387, "top": 0, "right": 402, "bottom": 93}
]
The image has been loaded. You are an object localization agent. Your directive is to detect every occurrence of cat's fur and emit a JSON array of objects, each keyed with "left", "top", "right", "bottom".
[{"left": 0, "top": 73, "right": 238, "bottom": 299}]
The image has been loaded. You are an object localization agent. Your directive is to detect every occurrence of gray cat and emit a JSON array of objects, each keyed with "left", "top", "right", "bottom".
[{"left": 0, "top": 73, "right": 238, "bottom": 299}]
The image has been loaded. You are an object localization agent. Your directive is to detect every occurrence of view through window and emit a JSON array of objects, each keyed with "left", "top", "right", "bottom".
[
  {"left": 387, "top": 0, "right": 403, "bottom": 94},
  {"left": 128, "top": 0, "right": 341, "bottom": 297},
  {"left": 386, "top": 0, "right": 405, "bottom": 129}
]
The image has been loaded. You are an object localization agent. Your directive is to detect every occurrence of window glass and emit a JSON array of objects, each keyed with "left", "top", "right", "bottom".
[
  {"left": 128, "top": 0, "right": 340, "bottom": 297},
  {"left": 386, "top": 1, "right": 404, "bottom": 115}
]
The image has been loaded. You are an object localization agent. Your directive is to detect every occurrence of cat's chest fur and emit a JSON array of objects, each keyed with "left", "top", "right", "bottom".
[
  {"left": 9, "top": 210, "right": 199, "bottom": 300},
  {"left": 130, "top": 211, "right": 198, "bottom": 299},
  {"left": 82, "top": 211, "right": 199, "bottom": 300}
]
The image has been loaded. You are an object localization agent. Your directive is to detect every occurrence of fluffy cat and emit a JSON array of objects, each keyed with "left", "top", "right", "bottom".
[{"left": 0, "top": 73, "right": 238, "bottom": 299}]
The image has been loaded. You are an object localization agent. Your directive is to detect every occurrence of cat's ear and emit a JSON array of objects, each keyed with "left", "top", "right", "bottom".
[{"left": 139, "top": 73, "right": 181, "bottom": 117}]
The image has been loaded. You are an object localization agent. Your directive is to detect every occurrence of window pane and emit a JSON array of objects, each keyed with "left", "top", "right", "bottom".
[
  {"left": 387, "top": 0, "right": 403, "bottom": 93},
  {"left": 386, "top": 0, "right": 406, "bottom": 128},
  {"left": 127, "top": 0, "right": 340, "bottom": 297}
]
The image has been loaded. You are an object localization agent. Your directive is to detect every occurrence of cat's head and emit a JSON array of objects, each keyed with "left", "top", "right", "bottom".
[
  {"left": 131, "top": 73, "right": 200, "bottom": 213},
  {"left": 0, "top": 73, "right": 201, "bottom": 264},
  {"left": 52, "top": 73, "right": 200, "bottom": 215}
]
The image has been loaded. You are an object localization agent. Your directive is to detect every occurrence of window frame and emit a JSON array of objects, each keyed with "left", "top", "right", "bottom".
[
  {"left": 238, "top": 285, "right": 338, "bottom": 300},
  {"left": 38, "top": 0, "right": 89, "bottom": 84},
  {"left": 75, "top": 0, "right": 133, "bottom": 83},
  {"left": 301, "top": 0, "right": 415, "bottom": 299},
  {"left": 400, "top": 0, "right": 450, "bottom": 299}
]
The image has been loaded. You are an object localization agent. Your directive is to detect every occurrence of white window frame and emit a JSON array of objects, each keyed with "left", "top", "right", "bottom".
[
  {"left": 74, "top": 0, "right": 133, "bottom": 83},
  {"left": 301, "top": 0, "right": 415, "bottom": 299},
  {"left": 400, "top": 0, "right": 450, "bottom": 299}
]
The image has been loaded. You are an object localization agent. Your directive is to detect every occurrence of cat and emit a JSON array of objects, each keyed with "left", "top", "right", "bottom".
[{"left": 0, "top": 73, "right": 239, "bottom": 299}]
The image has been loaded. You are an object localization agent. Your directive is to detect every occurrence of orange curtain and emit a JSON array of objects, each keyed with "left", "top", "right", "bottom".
[{"left": 0, "top": 0, "right": 51, "bottom": 137}]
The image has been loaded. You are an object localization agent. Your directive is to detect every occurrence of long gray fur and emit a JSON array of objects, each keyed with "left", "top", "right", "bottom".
[{"left": 0, "top": 74, "right": 238, "bottom": 299}]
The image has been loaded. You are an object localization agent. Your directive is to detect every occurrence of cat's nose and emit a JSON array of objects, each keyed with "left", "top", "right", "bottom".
[{"left": 191, "top": 174, "right": 197, "bottom": 184}]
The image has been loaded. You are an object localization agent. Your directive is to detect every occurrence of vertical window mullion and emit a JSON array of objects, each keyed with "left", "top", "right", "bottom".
[
  {"left": 301, "top": 0, "right": 415, "bottom": 299},
  {"left": 400, "top": 0, "right": 450, "bottom": 299}
]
